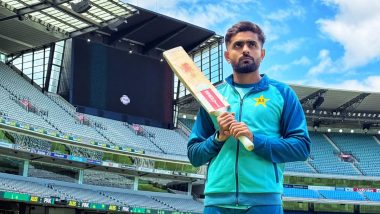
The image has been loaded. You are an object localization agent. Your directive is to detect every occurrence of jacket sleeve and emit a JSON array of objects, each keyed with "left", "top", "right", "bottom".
[
  {"left": 187, "top": 107, "right": 224, "bottom": 167},
  {"left": 253, "top": 84, "right": 311, "bottom": 163}
]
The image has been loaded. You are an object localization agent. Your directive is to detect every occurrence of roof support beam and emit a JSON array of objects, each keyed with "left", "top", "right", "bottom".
[
  {"left": 143, "top": 25, "right": 188, "bottom": 53},
  {"left": 108, "top": 15, "right": 158, "bottom": 45},
  {"left": 335, "top": 93, "right": 371, "bottom": 113},
  {"left": 44, "top": 42, "right": 55, "bottom": 92},
  {"left": 186, "top": 34, "right": 216, "bottom": 53},
  {"left": 300, "top": 89, "right": 328, "bottom": 104},
  {"left": 5, "top": 52, "right": 22, "bottom": 65}
]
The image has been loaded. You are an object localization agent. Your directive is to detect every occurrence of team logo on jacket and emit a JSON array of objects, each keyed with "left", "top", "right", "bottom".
[{"left": 254, "top": 95, "right": 270, "bottom": 107}]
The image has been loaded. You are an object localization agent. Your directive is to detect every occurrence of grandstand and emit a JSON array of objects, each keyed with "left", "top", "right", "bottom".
[{"left": 1, "top": 1, "right": 380, "bottom": 214}]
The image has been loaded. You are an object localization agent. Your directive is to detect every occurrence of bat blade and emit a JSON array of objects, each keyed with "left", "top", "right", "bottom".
[
  {"left": 163, "top": 46, "right": 254, "bottom": 151},
  {"left": 163, "top": 46, "right": 228, "bottom": 115}
]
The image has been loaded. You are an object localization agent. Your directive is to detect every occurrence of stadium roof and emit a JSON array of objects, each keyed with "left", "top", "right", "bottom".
[
  {"left": 98, "top": 5, "right": 218, "bottom": 53},
  {"left": 0, "top": 0, "right": 220, "bottom": 56},
  {"left": 0, "top": 0, "right": 137, "bottom": 55},
  {"left": 293, "top": 84, "right": 379, "bottom": 113}
]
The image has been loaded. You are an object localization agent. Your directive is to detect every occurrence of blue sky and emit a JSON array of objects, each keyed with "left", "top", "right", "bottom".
[{"left": 124, "top": 0, "right": 380, "bottom": 92}]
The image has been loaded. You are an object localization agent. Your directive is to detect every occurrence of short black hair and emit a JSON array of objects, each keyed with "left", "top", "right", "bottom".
[{"left": 225, "top": 21, "right": 266, "bottom": 47}]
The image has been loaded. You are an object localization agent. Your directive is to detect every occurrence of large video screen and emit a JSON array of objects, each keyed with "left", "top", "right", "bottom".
[{"left": 70, "top": 38, "right": 173, "bottom": 128}]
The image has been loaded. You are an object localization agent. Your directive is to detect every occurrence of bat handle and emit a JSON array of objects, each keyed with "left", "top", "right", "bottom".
[
  {"left": 238, "top": 136, "right": 254, "bottom": 151},
  {"left": 214, "top": 110, "right": 254, "bottom": 151}
]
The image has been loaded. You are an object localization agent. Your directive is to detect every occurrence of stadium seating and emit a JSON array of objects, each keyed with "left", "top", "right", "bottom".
[
  {"left": 285, "top": 160, "right": 315, "bottom": 174},
  {"left": 83, "top": 170, "right": 134, "bottom": 189},
  {"left": 0, "top": 172, "right": 203, "bottom": 212},
  {"left": 177, "top": 118, "right": 195, "bottom": 130},
  {"left": 102, "top": 191, "right": 173, "bottom": 210},
  {"left": 0, "top": 62, "right": 107, "bottom": 142},
  {"left": 0, "top": 85, "right": 53, "bottom": 129},
  {"left": 9, "top": 132, "right": 51, "bottom": 152},
  {"left": 141, "top": 125, "right": 188, "bottom": 155},
  {"left": 0, "top": 175, "right": 61, "bottom": 198},
  {"left": 0, "top": 63, "right": 189, "bottom": 158},
  {"left": 318, "top": 190, "right": 365, "bottom": 201},
  {"left": 28, "top": 165, "right": 77, "bottom": 183},
  {"left": 52, "top": 185, "right": 115, "bottom": 204},
  {"left": 307, "top": 132, "right": 360, "bottom": 176},
  {"left": 327, "top": 133, "right": 380, "bottom": 176},
  {"left": 152, "top": 196, "right": 204, "bottom": 212},
  {"left": 46, "top": 93, "right": 190, "bottom": 157},
  {"left": 84, "top": 114, "right": 162, "bottom": 153},
  {"left": 67, "top": 145, "right": 103, "bottom": 160},
  {"left": 283, "top": 187, "right": 321, "bottom": 199},
  {"left": 363, "top": 192, "right": 380, "bottom": 201}
]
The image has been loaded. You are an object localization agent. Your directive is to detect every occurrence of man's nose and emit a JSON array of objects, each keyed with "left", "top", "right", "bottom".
[{"left": 242, "top": 44, "right": 250, "bottom": 55}]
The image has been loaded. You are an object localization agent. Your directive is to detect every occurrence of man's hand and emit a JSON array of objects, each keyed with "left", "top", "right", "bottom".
[
  {"left": 229, "top": 121, "right": 254, "bottom": 142},
  {"left": 216, "top": 112, "right": 236, "bottom": 142}
]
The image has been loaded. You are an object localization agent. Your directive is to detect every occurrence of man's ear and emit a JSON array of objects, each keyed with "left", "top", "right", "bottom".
[
  {"left": 224, "top": 51, "right": 230, "bottom": 63},
  {"left": 261, "top": 49, "right": 266, "bottom": 60}
]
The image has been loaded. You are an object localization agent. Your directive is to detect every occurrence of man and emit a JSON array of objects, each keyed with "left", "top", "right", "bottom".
[{"left": 187, "top": 21, "right": 311, "bottom": 214}]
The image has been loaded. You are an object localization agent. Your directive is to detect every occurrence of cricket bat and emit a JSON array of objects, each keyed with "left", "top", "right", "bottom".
[{"left": 163, "top": 46, "right": 254, "bottom": 151}]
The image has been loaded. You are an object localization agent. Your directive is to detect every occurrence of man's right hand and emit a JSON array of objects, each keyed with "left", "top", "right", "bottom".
[{"left": 216, "top": 112, "right": 236, "bottom": 142}]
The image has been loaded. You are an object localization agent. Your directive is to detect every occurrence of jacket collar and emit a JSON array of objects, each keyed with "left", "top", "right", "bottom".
[{"left": 225, "top": 73, "right": 269, "bottom": 92}]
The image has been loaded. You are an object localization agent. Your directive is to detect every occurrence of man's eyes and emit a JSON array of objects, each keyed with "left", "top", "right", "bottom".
[
  {"left": 234, "top": 42, "right": 243, "bottom": 48},
  {"left": 247, "top": 41, "right": 257, "bottom": 47},
  {"left": 233, "top": 41, "right": 258, "bottom": 48}
]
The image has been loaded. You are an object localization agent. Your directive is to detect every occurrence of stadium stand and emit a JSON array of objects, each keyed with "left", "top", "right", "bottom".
[
  {"left": 285, "top": 159, "right": 316, "bottom": 174},
  {"left": 141, "top": 125, "right": 188, "bottom": 156},
  {"left": 0, "top": 172, "right": 203, "bottom": 213},
  {"left": 318, "top": 190, "right": 365, "bottom": 201},
  {"left": 0, "top": 63, "right": 107, "bottom": 142},
  {"left": 0, "top": 174, "right": 61, "bottom": 198},
  {"left": 327, "top": 133, "right": 380, "bottom": 176},
  {"left": 2, "top": 1, "right": 380, "bottom": 213},
  {"left": 308, "top": 132, "right": 360, "bottom": 175},
  {"left": 0, "top": 82, "right": 53, "bottom": 129},
  {"left": 9, "top": 132, "right": 52, "bottom": 152},
  {"left": 283, "top": 187, "right": 321, "bottom": 199},
  {"left": 67, "top": 145, "right": 103, "bottom": 160},
  {"left": 363, "top": 192, "right": 380, "bottom": 201},
  {"left": 177, "top": 118, "right": 195, "bottom": 131},
  {"left": 83, "top": 170, "right": 134, "bottom": 189},
  {"left": 0, "top": 62, "right": 189, "bottom": 159},
  {"left": 84, "top": 114, "right": 162, "bottom": 153},
  {"left": 28, "top": 164, "right": 77, "bottom": 183}
]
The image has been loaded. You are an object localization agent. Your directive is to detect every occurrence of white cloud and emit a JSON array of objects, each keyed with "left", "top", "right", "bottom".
[
  {"left": 294, "top": 75, "right": 380, "bottom": 92},
  {"left": 318, "top": 0, "right": 380, "bottom": 69},
  {"left": 293, "top": 56, "right": 311, "bottom": 66},
  {"left": 259, "top": 1, "right": 306, "bottom": 42},
  {"left": 162, "top": 4, "right": 237, "bottom": 29},
  {"left": 266, "top": 56, "right": 311, "bottom": 74},
  {"left": 260, "top": 20, "right": 289, "bottom": 43},
  {"left": 266, "top": 7, "right": 305, "bottom": 22},
  {"left": 271, "top": 38, "right": 306, "bottom": 54},
  {"left": 266, "top": 64, "right": 290, "bottom": 73},
  {"left": 307, "top": 49, "right": 336, "bottom": 76}
]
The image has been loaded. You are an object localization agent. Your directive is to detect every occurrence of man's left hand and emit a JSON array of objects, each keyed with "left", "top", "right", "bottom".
[{"left": 229, "top": 121, "right": 254, "bottom": 142}]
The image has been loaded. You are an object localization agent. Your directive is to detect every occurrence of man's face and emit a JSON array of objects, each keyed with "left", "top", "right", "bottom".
[{"left": 225, "top": 31, "right": 265, "bottom": 74}]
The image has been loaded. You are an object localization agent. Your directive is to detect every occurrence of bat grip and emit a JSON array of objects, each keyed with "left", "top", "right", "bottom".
[
  {"left": 238, "top": 136, "right": 254, "bottom": 151},
  {"left": 214, "top": 110, "right": 254, "bottom": 151}
]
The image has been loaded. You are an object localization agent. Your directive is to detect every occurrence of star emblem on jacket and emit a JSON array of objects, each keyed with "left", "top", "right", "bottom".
[{"left": 254, "top": 95, "right": 270, "bottom": 107}]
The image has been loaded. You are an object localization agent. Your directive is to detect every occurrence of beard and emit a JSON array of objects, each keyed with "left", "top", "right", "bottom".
[{"left": 232, "top": 56, "right": 261, "bottom": 74}]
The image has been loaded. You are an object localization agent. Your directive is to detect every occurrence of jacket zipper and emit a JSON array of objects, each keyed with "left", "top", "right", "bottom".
[{"left": 233, "top": 89, "right": 252, "bottom": 206}]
